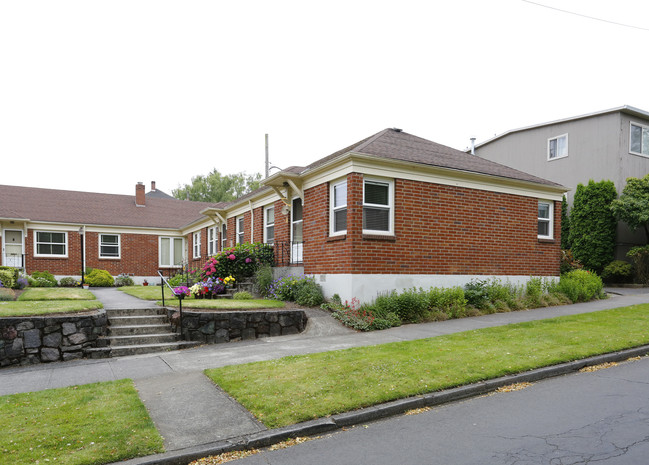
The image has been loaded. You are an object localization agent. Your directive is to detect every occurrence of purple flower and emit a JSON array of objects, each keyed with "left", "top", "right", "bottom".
[
  {"left": 245, "top": 258, "right": 252, "bottom": 263},
  {"left": 173, "top": 286, "right": 190, "bottom": 297}
]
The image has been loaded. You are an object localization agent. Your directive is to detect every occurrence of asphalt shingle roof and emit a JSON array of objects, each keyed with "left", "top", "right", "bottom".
[
  {"left": 306, "top": 128, "right": 563, "bottom": 187},
  {"left": 0, "top": 185, "right": 220, "bottom": 229}
]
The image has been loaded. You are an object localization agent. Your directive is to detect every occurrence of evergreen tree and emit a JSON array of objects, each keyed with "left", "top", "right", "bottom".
[
  {"left": 569, "top": 180, "right": 617, "bottom": 273},
  {"left": 561, "top": 195, "right": 571, "bottom": 249}
]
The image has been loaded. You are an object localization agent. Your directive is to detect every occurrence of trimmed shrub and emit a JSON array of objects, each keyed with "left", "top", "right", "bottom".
[
  {"left": 85, "top": 269, "right": 115, "bottom": 287},
  {"left": 556, "top": 269, "right": 604, "bottom": 302},
  {"left": 233, "top": 291, "right": 253, "bottom": 300},
  {"left": 0, "top": 266, "right": 19, "bottom": 289},
  {"left": 254, "top": 265, "right": 274, "bottom": 297},
  {"left": 601, "top": 260, "right": 633, "bottom": 284},
  {"left": 59, "top": 277, "right": 78, "bottom": 287},
  {"left": 115, "top": 273, "right": 135, "bottom": 287},
  {"left": 569, "top": 180, "right": 617, "bottom": 273},
  {"left": 203, "top": 243, "right": 274, "bottom": 280},
  {"left": 0, "top": 269, "right": 15, "bottom": 289},
  {"left": 30, "top": 271, "right": 57, "bottom": 287}
]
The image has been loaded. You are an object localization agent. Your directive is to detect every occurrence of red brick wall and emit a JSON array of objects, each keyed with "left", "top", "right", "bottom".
[
  {"left": 25, "top": 230, "right": 168, "bottom": 276},
  {"left": 188, "top": 228, "right": 208, "bottom": 270},
  {"left": 303, "top": 174, "right": 561, "bottom": 276},
  {"left": 253, "top": 207, "right": 264, "bottom": 243}
]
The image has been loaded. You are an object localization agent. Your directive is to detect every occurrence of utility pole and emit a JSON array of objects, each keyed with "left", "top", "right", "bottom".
[{"left": 265, "top": 134, "right": 269, "bottom": 178}]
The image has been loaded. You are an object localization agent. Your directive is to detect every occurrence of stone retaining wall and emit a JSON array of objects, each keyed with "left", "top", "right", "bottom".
[
  {"left": 0, "top": 310, "right": 108, "bottom": 367},
  {"left": 170, "top": 309, "right": 307, "bottom": 343}
]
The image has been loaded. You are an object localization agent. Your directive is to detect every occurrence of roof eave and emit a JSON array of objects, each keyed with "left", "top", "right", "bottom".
[{"left": 475, "top": 105, "right": 649, "bottom": 149}]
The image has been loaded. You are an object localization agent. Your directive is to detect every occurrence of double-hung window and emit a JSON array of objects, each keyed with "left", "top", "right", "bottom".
[
  {"left": 538, "top": 201, "right": 553, "bottom": 239},
  {"left": 221, "top": 223, "right": 227, "bottom": 250},
  {"left": 264, "top": 206, "right": 275, "bottom": 244},
  {"left": 160, "top": 237, "right": 184, "bottom": 267},
  {"left": 236, "top": 216, "right": 245, "bottom": 244},
  {"left": 330, "top": 179, "right": 347, "bottom": 235},
  {"left": 630, "top": 122, "right": 649, "bottom": 157},
  {"left": 548, "top": 134, "right": 568, "bottom": 160},
  {"left": 192, "top": 231, "right": 201, "bottom": 259},
  {"left": 363, "top": 178, "right": 393, "bottom": 234},
  {"left": 35, "top": 231, "right": 67, "bottom": 257},
  {"left": 99, "top": 234, "right": 120, "bottom": 258},
  {"left": 291, "top": 197, "right": 303, "bottom": 263},
  {"left": 207, "top": 226, "right": 218, "bottom": 255}
]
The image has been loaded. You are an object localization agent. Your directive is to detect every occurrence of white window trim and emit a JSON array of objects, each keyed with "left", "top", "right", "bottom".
[
  {"left": 159, "top": 236, "right": 185, "bottom": 268},
  {"left": 34, "top": 231, "right": 68, "bottom": 258},
  {"left": 362, "top": 177, "right": 394, "bottom": 236},
  {"left": 192, "top": 231, "right": 201, "bottom": 259},
  {"left": 207, "top": 226, "right": 217, "bottom": 256},
  {"left": 99, "top": 233, "right": 121, "bottom": 259},
  {"left": 291, "top": 196, "right": 304, "bottom": 264},
  {"left": 547, "top": 134, "right": 568, "bottom": 161},
  {"left": 330, "top": 178, "right": 348, "bottom": 236},
  {"left": 629, "top": 121, "right": 649, "bottom": 158},
  {"left": 538, "top": 200, "right": 554, "bottom": 240},
  {"left": 236, "top": 216, "right": 245, "bottom": 244},
  {"left": 221, "top": 223, "right": 227, "bottom": 251},
  {"left": 264, "top": 206, "right": 275, "bottom": 244}
]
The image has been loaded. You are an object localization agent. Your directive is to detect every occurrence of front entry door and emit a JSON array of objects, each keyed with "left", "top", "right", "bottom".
[{"left": 3, "top": 230, "right": 24, "bottom": 268}]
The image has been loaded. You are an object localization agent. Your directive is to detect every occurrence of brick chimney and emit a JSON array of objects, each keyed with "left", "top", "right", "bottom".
[
  {"left": 151, "top": 181, "right": 156, "bottom": 191},
  {"left": 136, "top": 182, "right": 145, "bottom": 206}
]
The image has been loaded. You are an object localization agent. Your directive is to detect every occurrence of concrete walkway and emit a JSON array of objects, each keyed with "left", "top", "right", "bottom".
[{"left": 2, "top": 287, "right": 649, "bottom": 459}]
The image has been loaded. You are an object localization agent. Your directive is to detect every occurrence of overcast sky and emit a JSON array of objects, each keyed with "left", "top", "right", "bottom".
[{"left": 2, "top": 0, "right": 648, "bottom": 196}]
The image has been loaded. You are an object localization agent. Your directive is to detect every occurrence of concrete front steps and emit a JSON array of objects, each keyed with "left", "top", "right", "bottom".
[{"left": 86, "top": 307, "right": 200, "bottom": 358}]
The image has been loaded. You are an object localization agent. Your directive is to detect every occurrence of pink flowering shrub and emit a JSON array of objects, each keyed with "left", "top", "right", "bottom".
[{"left": 201, "top": 242, "right": 274, "bottom": 280}]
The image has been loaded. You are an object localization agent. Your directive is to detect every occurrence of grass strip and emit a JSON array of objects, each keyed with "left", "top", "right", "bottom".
[
  {"left": 176, "top": 299, "right": 285, "bottom": 310},
  {"left": 0, "top": 300, "right": 103, "bottom": 317},
  {"left": 206, "top": 304, "right": 649, "bottom": 428},
  {"left": 0, "top": 379, "right": 164, "bottom": 465},
  {"left": 18, "top": 288, "right": 96, "bottom": 301},
  {"left": 119, "top": 285, "right": 284, "bottom": 309},
  {"left": 119, "top": 286, "right": 175, "bottom": 300}
]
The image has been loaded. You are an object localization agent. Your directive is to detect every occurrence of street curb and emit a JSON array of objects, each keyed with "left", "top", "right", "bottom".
[{"left": 117, "top": 344, "right": 649, "bottom": 465}]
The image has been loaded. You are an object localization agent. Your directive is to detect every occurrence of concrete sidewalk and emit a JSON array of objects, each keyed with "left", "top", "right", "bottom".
[{"left": 2, "top": 288, "right": 649, "bottom": 463}]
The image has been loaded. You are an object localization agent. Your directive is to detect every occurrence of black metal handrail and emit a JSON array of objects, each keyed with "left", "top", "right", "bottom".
[
  {"left": 157, "top": 271, "right": 184, "bottom": 337},
  {"left": 272, "top": 241, "right": 304, "bottom": 267}
]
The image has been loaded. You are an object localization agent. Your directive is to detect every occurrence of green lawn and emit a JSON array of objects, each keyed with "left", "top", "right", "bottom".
[
  {"left": 119, "top": 285, "right": 175, "bottom": 300},
  {"left": 19, "top": 288, "right": 96, "bottom": 301},
  {"left": 206, "top": 304, "right": 649, "bottom": 428},
  {"left": 0, "top": 300, "right": 103, "bottom": 317},
  {"left": 119, "top": 286, "right": 284, "bottom": 310},
  {"left": 0, "top": 380, "right": 164, "bottom": 465},
  {"left": 179, "top": 299, "right": 285, "bottom": 310}
]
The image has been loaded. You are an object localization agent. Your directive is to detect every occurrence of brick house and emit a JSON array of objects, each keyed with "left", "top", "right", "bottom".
[{"left": 1, "top": 129, "right": 566, "bottom": 302}]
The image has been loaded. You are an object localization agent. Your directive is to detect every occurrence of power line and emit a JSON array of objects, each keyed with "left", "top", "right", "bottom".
[{"left": 521, "top": 0, "right": 649, "bottom": 32}]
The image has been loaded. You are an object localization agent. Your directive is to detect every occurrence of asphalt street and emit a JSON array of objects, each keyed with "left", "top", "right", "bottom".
[{"left": 230, "top": 355, "right": 649, "bottom": 465}]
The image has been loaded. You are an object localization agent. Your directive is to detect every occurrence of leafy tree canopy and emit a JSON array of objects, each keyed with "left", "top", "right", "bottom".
[
  {"left": 173, "top": 170, "right": 262, "bottom": 203},
  {"left": 611, "top": 173, "right": 649, "bottom": 243}
]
